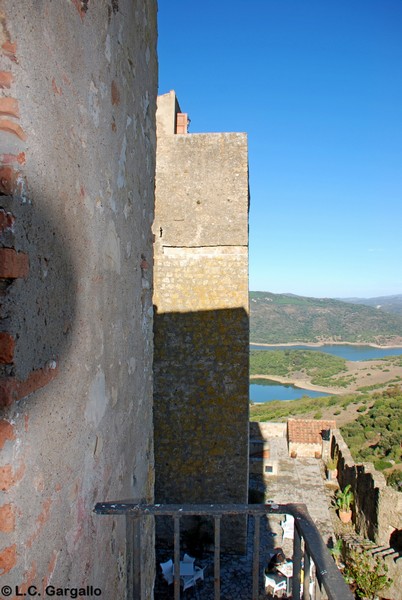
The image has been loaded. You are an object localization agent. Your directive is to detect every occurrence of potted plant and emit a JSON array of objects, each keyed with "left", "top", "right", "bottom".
[
  {"left": 325, "top": 456, "right": 338, "bottom": 481},
  {"left": 343, "top": 546, "right": 392, "bottom": 599},
  {"left": 335, "top": 484, "right": 354, "bottom": 524}
]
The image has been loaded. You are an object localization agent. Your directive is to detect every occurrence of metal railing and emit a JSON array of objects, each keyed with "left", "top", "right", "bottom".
[{"left": 94, "top": 501, "right": 354, "bottom": 600}]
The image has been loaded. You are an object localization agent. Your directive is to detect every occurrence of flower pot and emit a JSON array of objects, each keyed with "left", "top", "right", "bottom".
[
  {"left": 339, "top": 509, "right": 352, "bottom": 524},
  {"left": 326, "top": 468, "right": 338, "bottom": 481}
]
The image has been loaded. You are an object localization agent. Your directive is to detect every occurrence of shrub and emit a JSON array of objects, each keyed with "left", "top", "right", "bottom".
[
  {"left": 374, "top": 459, "right": 393, "bottom": 471},
  {"left": 386, "top": 470, "right": 402, "bottom": 492},
  {"left": 343, "top": 546, "right": 392, "bottom": 599},
  {"left": 359, "top": 450, "right": 376, "bottom": 462}
]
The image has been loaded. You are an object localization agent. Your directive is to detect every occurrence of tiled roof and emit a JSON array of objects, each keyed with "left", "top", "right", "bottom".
[{"left": 287, "top": 419, "right": 336, "bottom": 444}]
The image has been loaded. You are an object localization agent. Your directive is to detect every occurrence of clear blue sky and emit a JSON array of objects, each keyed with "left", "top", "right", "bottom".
[{"left": 157, "top": 1, "right": 402, "bottom": 299}]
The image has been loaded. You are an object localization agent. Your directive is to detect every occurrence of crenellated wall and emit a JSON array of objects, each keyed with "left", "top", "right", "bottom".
[
  {"left": 0, "top": 1, "right": 157, "bottom": 596},
  {"left": 332, "top": 430, "right": 402, "bottom": 546},
  {"left": 153, "top": 91, "right": 250, "bottom": 552},
  {"left": 332, "top": 430, "right": 402, "bottom": 599}
]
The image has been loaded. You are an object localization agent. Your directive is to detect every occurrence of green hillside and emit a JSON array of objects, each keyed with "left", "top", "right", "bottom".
[
  {"left": 340, "top": 294, "right": 402, "bottom": 316},
  {"left": 250, "top": 349, "right": 351, "bottom": 387},
  {"left": 250, "top": 291, "right": 402, "bottom": 345}
]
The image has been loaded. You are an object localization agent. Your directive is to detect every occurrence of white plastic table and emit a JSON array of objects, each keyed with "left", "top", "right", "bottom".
[{"left": 179, "top": 561, "right": 195, "bottom": 577}]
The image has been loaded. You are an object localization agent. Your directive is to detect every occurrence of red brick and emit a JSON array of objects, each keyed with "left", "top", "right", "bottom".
[
  {"left": 0, "top": 466, "right": 13, "bottom": 491},
  {"left": 0, "top": 97, "right": 19, "bottom": 118},
  {"left": 0, "top": 420, "right": 15, "bottom": 449},
  {"left": 0, "top": 503, "right": 16, "bottom": 532},
  {"left": 0, "top": 152, "right": 25, "bottom": 165},
  {"left": 0, "top": 209, "right": 15, "bottom": 232},
  {"left": 0, "top": 119, "right": 27, "bottom": 140},
  {"left": 51, "top": 78, "right": 62, "bottom": 96},
  {"left": 1, "top": 40, "right": 17, "bottom": 63},
  {"left": 0, "top": 544, "right": 17, "bottom": 575},
  {"left": 176, "top": 113, "right": 188, "bottom": 134},
  {"left": 0, "top": 165, "right": 20, "bottom": 195},
  {"left": 71, "top": 0, "right": 89, "bottom": 18},
  {"left": 0, "top": 332, "right": 15, "bottom": 363},
  {"left": 0, "top": 363, "right": 58, "bottom": 408},
  {"left": 111, "top": 80, "right": 120, "bottom": 105},
  {"left": 26, "top": 498, "right": 52, "bottom": 548},
  {"left": 0, "top": 463, "right": 25, "bottom": 491},
  {"left": 0, "top": 379, "right": 16, "bottom": 408},
  {"left": 0, "top": 71, "right": 13, "bottom": 88},
  {"left": 0, "top": 248, "right": 29, "bottom": 278}
]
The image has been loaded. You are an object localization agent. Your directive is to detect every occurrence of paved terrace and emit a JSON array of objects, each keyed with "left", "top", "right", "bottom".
[{"left": 155, "top": 438, "right": 336, "bottom": 599}]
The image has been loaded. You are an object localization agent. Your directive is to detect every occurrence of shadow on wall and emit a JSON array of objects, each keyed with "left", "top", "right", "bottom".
[
  {"left": 0, "top": 193, "right": 76, "bottom": 408},
  {"left": 153, "top": 305, "right": 249, "bottom": 553}
]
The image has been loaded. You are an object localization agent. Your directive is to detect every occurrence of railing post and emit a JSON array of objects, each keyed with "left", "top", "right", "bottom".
[
  {"left": 315, "top": 571, "right": 323, "bottom": 600},
  {"left": 252, "top": 515, "right": 260, "bottom": 600},
  {"left": 303, "top": 548, "right": 311, "bottom": 600},
  {"left": 126, "top": 515, "right": 142, "bottom": 600},
  {"left": 293, "top": 520, "right": 302, "bottom": 599},
  {"left": 173, "top": 516, "right": 181, "bottom": 600},
  {"left": 214, "top": 516, "right": 221, "bottom": 600}
]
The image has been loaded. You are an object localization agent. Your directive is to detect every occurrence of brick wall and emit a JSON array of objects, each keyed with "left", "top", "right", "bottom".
[{"left": 0, "top": 1, "right": 157, "bottom": 595}]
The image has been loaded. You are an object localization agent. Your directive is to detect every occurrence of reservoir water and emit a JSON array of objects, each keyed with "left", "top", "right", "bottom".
[
  {"left": 250, "top": 379, "right": 329, "bottom": 403},
  {"left": 249, "top": 343, "right": 402, "bottom": 403},
  {"left": 250, "top": 344, "right": 402, "bottom": 361}
]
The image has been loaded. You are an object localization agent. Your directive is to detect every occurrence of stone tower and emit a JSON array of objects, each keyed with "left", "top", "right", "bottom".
[{"left": 153, "top": 91, "right": 250, "bottom": 551}]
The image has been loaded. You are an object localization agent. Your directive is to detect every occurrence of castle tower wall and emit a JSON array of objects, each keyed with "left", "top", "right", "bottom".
[
  {"left": 0, "top": 2, "right": 157, "bottom": 596},
  {"left": 153, "top": 91, "right": 249, "bottom": 551}
]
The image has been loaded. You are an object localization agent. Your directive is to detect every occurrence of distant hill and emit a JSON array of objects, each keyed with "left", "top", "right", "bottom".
[
  {"left": 250, "top": 291, "right": 402, "bottom": 345},
  {"left": 339, "top": 295, "right": 402, "bottom": 317}
]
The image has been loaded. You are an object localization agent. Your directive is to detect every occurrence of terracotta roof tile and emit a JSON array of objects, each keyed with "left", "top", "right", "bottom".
[{"left": 287, "top": 419, "right": 336, "bottom": 444}]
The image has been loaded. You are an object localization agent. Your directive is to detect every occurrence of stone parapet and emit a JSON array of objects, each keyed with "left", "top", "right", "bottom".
[{"left": 333, "top": 429, "right": 402, "bottom": 546}]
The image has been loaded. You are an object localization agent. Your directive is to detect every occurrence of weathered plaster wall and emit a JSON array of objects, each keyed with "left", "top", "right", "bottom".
[
  {"left": 0, "top": 1, "right": 157, "bottom": 596},
  {"left": 153, "top": 92, "right": 249, "bottom": 552},
  {"left": 249, "top": 422, "right": 287, "bottom": 439}
]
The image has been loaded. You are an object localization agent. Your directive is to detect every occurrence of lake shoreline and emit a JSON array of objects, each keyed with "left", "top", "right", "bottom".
[
  {"left": 250, "top": 341, "right": 402, "bottom": 349},
  {"left": 250, "top": 373, "right": 339, "bottom": 394},
  {"left": 249, "top": 342, "right": 402, "bottom": 350}
]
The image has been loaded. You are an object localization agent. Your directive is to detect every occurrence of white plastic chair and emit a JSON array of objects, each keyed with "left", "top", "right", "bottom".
[
  {"left": 194, "top": 565, "right": 205, "bottom": 582},
  {"left": 281, "top": 514, "right": 294, "bottom": 540},
  {"left": 160, "top": 559, "right": 173, "bottom": 585},
  {"left": 183, "top": 553, "right": 195, "bottom": 563},
  {"left": 264, "top": 573, "right": 287, "bottom": 596},
  {"left": 182, "top": 575, "right": 196, "bottom": 592}
]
